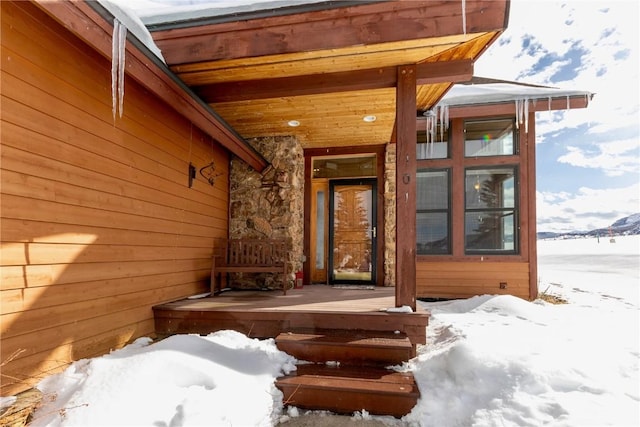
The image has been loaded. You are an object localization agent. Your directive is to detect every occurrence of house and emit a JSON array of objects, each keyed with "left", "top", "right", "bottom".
[{"left": 0, "top": 0, "right": 590, "bottom": 401}]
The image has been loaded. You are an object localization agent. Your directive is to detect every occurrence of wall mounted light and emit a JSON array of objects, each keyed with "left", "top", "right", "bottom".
[
  {"left": 363, "top": 115, "right": 376, "bottom": 122},
  {"left": 188, "top": 163, "right": 196, "bottom": 188},
  {"left": 287, "top": 120, "right": 300, "bottom": 127}
]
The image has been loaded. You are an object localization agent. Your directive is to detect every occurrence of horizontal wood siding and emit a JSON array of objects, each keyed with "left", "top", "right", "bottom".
[
  {"left": 416, "top": 261, "right": 531, "bottom": 300},
  {"left": 1, "top": 1, "right": 229, "bottom": 395}
]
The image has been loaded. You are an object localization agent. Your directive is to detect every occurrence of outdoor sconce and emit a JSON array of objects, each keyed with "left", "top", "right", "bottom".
[
  {"left": 200, "top": 160, "right": 222, "bottom": 187},
  {"left": 188, "top": 163, "right": 196, "bottom": 188}
]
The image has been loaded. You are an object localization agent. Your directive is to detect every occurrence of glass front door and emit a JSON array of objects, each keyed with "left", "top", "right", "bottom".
[{"left": 329, "top": 179, "right": 376, "bottom": 284}]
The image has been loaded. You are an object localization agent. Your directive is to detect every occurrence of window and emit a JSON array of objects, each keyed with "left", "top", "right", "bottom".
[
  {"left": 465, "top": 167, "right": 517, "bottom": 253},
  {"left": 313, "top": 155, "right": 376, "bottom": 178},
  {"left": 417, "top": 169, "right": 450, "bottom": 254},
  {"left": 417, "top": 125, "right": 448, "bottom": 160},
  {"left": 465, "top": 118, "right": 516, "bottom": 157},
  {"left": 416, "top": 116, "right": 522, "bottom": 257}
]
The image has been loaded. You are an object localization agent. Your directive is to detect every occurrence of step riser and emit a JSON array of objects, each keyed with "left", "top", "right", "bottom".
[
  {"left": 276, "top": 365, "right": 420, "bottom": 418},
  {"left": 275, "top": 330, "right": 420, "bottom": 418},
  {"left": 279, "top": 385, "right": 418, "bottom": 417},
  {"left": 277, "top": 342, "right": 410, "bottom": 366}
]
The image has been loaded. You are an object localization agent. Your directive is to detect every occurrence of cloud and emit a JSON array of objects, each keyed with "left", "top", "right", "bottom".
[
  {"left": 537, "top": 183, "right": 640, "bottom": 232},
  {"left": 475, "top": 0, "right": 639, "bottom": 136},
  {"left": 557, "top": 138, "right": 640, "bottom": 176},
  {"left": 473, "top": 1, "right": 638, "bottom": 232}
]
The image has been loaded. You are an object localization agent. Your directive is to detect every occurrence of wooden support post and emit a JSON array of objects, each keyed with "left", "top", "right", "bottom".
[
  {"left": 395, "top": 65, "right": 417, "bottom": 310},
  {"left": 526, "top": 111, "right": 539, "bottom": 300}
]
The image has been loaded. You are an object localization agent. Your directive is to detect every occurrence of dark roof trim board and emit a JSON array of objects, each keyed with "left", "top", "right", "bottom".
[
  {"left": 33, "top": 0, "right": 268, "bottom": 172},
  {"left": 143, "top": 1, "right": 383, "bottom": 31}
]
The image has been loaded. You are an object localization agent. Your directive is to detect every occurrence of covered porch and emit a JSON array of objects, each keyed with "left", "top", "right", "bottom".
[{"left": 153, "top": 285, "right": 429, "bottom": 351}]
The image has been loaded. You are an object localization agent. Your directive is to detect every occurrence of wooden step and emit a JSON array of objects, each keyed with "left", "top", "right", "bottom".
[
  {"left": 276, "top": 329, "right": 413, "bottom": 366},
  {"left": 276, "top": 364, "right": 419, "bottom": 417}
]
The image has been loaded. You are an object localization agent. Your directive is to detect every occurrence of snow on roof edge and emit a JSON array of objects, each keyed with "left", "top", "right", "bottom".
[
  {"left": 97, "top": 0, "right": 165, "bottom": 63},
  {"left": 135, "top": 0, "right": 329, "bottom": 27},
  {"left": 436, "top": 81, "right": 594, "bottom": 108}
]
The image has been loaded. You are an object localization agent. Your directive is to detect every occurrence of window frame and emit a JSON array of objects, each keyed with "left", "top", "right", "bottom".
[
  {"left": 463, "top": 165, "right": 519, "bottom": 255},
  {"left": 416, "top": 168, "right": 452, "bottom": 255}
]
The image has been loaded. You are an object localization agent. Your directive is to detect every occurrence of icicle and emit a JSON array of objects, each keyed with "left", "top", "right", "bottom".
[
  {"left": 425, "top": 110, "right": 435, "bottom": 159},
  {"left": 443, "top": 104, "right": 449, "bottom": 131},
  {"left": 584, "top": 93, "right": 590, "bottom": 107},
  {"left": 566, "top": 95, "right": 570, "bottom": 110},
  {"left": 117, "top": 21, "right": 127, "bottom": 118},
  {"left": 424, "top": 114, "right": 429, "bottom": 158},
  {"left": 513, "top": 98, "right": 530, "bottom": 131},
  {"left": 439, "top": 104, "right": 445, "bottom": 142},
  {"left": 524, "top": 98, "right": 529, "bottom": 133},
  {"left": 111, "top": 18, "right": 127, "bottom": 121},
  {"left": 426, "top": 111, "right": 433, "bottom": 158},
  {"left": 548, "top": 96, "right": 552, "bottom": 121},
  {"left": 461, "top": 0, "right": 467, "bottom": 35},
  {"left": 111, "top": 19, "right": 119, "bottom": 121}
]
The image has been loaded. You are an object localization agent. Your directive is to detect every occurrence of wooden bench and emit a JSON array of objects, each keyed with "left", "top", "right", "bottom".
[{"left": 210, "top": 238, "right": 289, "bottom": 295}]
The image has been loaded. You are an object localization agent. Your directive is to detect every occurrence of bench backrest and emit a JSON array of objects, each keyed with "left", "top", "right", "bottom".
[{"left": 217, "top": 239, "right": 287, "bottom": 267}]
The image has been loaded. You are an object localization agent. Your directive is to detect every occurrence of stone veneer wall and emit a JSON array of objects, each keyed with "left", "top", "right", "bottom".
[
  {"left": 384, "top": 143, "right": 396, "bottom": 286},
  {"left": 228, "top": 136, "right": 304, "bottom": 291}
]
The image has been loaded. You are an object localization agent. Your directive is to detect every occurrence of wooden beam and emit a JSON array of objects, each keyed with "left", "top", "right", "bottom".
[
  {"left": 196, "top": 60, "right": 473, "bottom": 103},
  {"left": 32, "top": 0, "right": 268, "bottom": 172},
  {"left": 526, "top": 111, "right": 538, "bottom": 301},
  {"left": 395, "top": 65, "right": 417, "bottom": 310},
  {"left": 153, "top": 1, "right": 510, "bottom": 65}
]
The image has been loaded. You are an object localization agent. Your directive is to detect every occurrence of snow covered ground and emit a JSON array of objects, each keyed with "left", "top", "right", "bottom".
[{"left": 13, "top": 236, "right": 640, "bottom": 426}]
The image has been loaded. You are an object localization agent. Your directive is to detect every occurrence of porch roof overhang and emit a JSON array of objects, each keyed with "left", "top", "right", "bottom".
[
  {"left": 33, "top": 0, "right": 511, "bottom": 166},
  {"left": 144, "top": 0, "right": 511, "bottom": 151}
]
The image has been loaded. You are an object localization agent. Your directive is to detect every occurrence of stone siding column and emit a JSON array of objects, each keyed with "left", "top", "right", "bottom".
[
  {"left": 228, "top": 136, "right": 304, "bottom": 290},
  {"left": 384, "top": 143, "right": 396, "bottom": 286}
]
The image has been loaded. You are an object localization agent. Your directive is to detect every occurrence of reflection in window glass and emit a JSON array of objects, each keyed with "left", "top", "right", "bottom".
[
  {"left": 417, "top": 169, "right": 450, "bottom": 254},
  {"left": 465, "top": 118, "right": 515, "bottom": 157},
  {"left": 465, "top": 167, "right": 517, "bottom": 253},
  {"left": 313, "top": 156, "right": 376, "bottom": 178},
  {"left": 417, "top": 126, "right": 448, "bottom": 159}
]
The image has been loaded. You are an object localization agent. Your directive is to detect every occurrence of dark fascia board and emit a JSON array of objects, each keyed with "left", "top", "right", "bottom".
[
  {"left": 144, "top": 1, "right": 385, "bottom": 31},
  {"left": 416, "top": 94, "right": 593, "bottom": 120},
  {"left": 36, "top": 0, "right": 267, "bottom": 172}
]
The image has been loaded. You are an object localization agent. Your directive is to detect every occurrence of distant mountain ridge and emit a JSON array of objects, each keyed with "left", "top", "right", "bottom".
[{"left": 538, "top": 213, "right": 640, "bottom": 240}]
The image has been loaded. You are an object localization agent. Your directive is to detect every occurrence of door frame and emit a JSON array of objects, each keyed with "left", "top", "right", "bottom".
[{"left": 303, "top": 145, "right": 386, "bottom": 287}]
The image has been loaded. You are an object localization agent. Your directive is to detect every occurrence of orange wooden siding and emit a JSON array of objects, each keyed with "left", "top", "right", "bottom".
[
  {"left": 1, "top": 1, "right": 229, "bottom": 395},
  {"left": 416, "top": 261, "right": 531, "bottom": 300}
]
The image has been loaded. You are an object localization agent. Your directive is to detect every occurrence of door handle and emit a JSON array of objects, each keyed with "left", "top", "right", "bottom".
[{"left": 371, "top": 226, "right": 377, "bottom": 238}]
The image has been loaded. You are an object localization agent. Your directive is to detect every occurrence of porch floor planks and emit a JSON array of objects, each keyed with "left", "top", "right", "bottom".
[{"left": 153, "top": 285, "right": 429, "bottom": 346}]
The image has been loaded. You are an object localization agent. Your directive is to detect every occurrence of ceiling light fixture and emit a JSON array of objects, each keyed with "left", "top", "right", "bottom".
[
  {"left": 287, "top": 120, "right": 300, "bottom": 127},
  {"left": 363, "top": 115, "right": 376, "bottom": 123}
]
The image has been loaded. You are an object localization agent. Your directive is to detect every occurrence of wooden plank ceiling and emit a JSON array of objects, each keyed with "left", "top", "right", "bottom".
[{"left": 149, "top": 0, "right": 509, "bottom": 149}]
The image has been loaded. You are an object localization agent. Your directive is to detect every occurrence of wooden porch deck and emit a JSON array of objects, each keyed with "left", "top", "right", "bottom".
[{"left": 153, "top": 285, "right": 429, "bottom": 348}]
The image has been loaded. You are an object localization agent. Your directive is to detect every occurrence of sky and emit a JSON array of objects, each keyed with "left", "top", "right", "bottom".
[
  {"left": 16, "top": 235, "right": 639, "bottom": 426},
  {"left": 119, "top": 0, "right": 640, "bottom": 233},
  {"left": 474, "top": 0, "right": 640, "bottom": 233}
]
